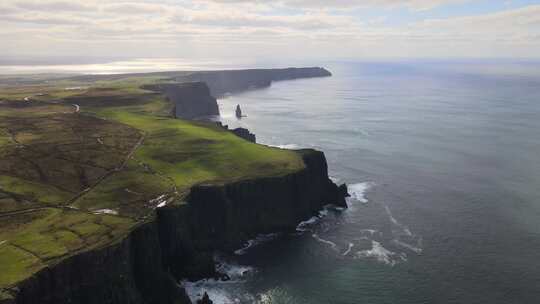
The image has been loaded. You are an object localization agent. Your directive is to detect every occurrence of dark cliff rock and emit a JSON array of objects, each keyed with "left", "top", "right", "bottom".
[
  {"left": 196, "top": 293, "right": 213, "bottom": 304},
  {"left": 230, "top": 128, "right": 256, "bottom": 143},
  {"left": 176, "top": 67, "right": 332, "bottom": 97},
  {"left": 142, "top": 82, "right": 219, "bottom": 120},
  {"left": 156, "top": 149, "right": 347, "bottom": 281},
  {"left": 9, "top": 222, "right": 191, "bottom": 304},
  {"left": 215, "top": 122, "right": 257, "bottom": 143},
  {"left": 139, "top": 67, "right": 333, "bottom": 118}
]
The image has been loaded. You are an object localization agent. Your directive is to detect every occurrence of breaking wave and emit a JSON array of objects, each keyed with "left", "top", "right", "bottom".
[
  {"left": 348, "top": 182, "right": 374, "bottom": 204},
  {"left": 275, "top": 143, "right": 301, "bottom": 150}
]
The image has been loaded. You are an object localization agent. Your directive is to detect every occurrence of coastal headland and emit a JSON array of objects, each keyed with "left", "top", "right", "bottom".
[{"left": 0, "top": 67, "right": 345, "bottom": 304}]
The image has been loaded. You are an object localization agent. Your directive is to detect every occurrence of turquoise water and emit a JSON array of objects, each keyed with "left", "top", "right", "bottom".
[{"left": 186, "top": 61, "right": 540, "bottom": 304}]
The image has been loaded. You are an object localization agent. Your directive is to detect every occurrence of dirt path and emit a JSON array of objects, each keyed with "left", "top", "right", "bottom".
[{"left": 64, "top": 133, "right": 145, "bottom": 207}]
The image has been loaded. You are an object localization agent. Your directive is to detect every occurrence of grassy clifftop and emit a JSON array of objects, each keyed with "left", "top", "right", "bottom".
[{"left": 0, "top": 75, "right": 304, "bottom": 290}]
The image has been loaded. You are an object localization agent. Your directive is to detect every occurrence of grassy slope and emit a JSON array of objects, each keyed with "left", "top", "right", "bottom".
[
  {"left": 0, "top": 75, "right": 304, "bottom": 290},
  {"left": 0, "top": 208, "right": 134, "bottom": 287}
]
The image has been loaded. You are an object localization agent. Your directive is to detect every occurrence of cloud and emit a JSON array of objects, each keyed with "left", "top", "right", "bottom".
[
  {"left": 101, "top": 2, "right": 168, "bottom": 15},
  {"left": 0, "top": 0, "right": 539, "bottom": 60},
  {"left": 14, "top": 0, "right": 95, "bottom": 12},
  {"left": 205, "top": 0, "right": 470, "bottom": 11}
]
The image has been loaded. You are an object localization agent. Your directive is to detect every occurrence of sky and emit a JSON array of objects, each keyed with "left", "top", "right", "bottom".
[{"left": 1, "top": 0, "right": 540, "bottom": 63}]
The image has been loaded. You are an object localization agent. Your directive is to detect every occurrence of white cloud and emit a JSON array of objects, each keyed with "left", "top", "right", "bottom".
[
  {"left": 13, "top": 0, "right": 95, "bottom": 12},
  {"left": 206, "top": 0, "right": 470, "bottom": 11},
  {"left": 0, "top": 0, "right": 539, "bottom": 60}
]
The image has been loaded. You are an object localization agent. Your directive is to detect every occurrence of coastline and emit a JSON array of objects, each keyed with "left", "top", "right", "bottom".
[
  {"left": 0, "top": 67, "right": 346, "bottom": 304},
  {"left": 4, "top": 150, "right": 347, "bottom": 304}
]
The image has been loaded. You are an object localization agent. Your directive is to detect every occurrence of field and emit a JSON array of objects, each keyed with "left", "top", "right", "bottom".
[{"left": 0, "top": 74, "right": 304, "bottom": 290}]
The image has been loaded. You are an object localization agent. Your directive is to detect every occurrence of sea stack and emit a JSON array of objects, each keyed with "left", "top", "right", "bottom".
[
  {"left": 197, "top": 292, "right": 213, "bottom": 304},
  {"left": 235, "top": 104, "right": 243, "bottom": 118}
]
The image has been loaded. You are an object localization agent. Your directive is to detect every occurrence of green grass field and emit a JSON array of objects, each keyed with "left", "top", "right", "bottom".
[{"left": 0, "top": 74, "right": 305, "bottom": 290}]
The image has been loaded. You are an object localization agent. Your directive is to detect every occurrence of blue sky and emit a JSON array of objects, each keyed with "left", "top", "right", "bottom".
[
  {"left": 362, "top": 0, "right": 537, "bottom": 22},
  {"left": 1, "top": 0, "right": 540, "bottom": 61}
]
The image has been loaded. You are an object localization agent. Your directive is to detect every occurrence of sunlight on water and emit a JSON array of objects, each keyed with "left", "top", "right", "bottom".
[{"left": 0, "top": 58, "right": 246, "bottom": 75}]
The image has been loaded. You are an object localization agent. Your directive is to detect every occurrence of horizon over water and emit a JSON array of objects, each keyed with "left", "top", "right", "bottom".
[{"left": 189, "top": 60, "right": 540, "bottom": 304}]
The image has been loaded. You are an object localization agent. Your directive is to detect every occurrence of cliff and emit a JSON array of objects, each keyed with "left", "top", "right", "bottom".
[
  {"left": 157, "top": 149, "right": 346, "bottom": 280},
  {"left": 5, "top": 149, "right": 347, "bottom": 303},
  {"left": 1, "top": 66, "right": 343, "bottom": 304},
  {"left": 6, "top": 222, "right": 190, "bottom": 304},
  {"left": 142, "top": 82, "right": 219, "bottom": 120},
  {"left": 176, "top": 67, "right": 332, "bottom": 97}
]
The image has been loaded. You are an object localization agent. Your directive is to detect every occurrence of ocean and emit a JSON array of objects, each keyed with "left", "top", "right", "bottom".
[{"left": 184, "top": 60, "right": 540, "bottom": 304}]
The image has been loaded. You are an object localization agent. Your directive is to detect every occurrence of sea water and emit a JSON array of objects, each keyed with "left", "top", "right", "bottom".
[{"left": 188, "top": 60, "right": 540, "bottom": 304}]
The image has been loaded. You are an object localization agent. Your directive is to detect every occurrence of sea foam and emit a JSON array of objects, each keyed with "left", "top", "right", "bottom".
[
  {"left": 312, "top": 233, "right": 338, "bottom": 251},
  {"left": 184, "top": 260, "right": 255, "bottom": 304},
  {"left": 348, "top": 182, "right": 374, "bottom": 203},
  {"left": 384, "top": 205, "right": 413, "bottom": 236},
  {"left": 234, "top": 233, "right": 278, "bottom": 255},
  {"left": 355, "top": 240, "right": 406, "bottom": 266},
  {"left": 392, "top": 239, "right": 423, "bottom": 254},
  {"left": 342, "top": 242, "right": 354, "bottom": 256}
]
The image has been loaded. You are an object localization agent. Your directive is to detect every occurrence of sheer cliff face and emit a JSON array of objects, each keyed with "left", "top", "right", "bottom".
[
  {"left": 141, "top": 67, "right": 333, "bottom": 118},
  {"left": 176, "top": 67, "right": 332, "bottom": 97},
  {"left": 157, "top": 149, "right": 347, "bottom": 281},
  {"left": 7, "top": 149, "right": 346, "bottom": 304},
  {"left": 10, "top": 222, "right": 191, "bottom": 304},
  {"left": 144, "top": 82, "right": 219, "bottom": 120}
]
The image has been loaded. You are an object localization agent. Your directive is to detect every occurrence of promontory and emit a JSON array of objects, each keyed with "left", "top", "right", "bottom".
[{"left": 0, "top": 67, "right": 346, "bottom": 304}]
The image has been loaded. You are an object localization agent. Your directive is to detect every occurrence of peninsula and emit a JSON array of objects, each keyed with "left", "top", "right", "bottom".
[{"left": 0, "top": 67, "right": 345, "bottom": 304}]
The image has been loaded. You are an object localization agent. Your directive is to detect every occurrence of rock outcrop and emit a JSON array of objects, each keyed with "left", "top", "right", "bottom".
[
  {"left": 176, "top": 67, "right": 332, "bottom": 97},
  {"left": 231, "top": 128, "right": 256, "bottom": 143},
  {"left": 215, "top": 122, "right": 257, "bottom": 143},
  {"left": 142, "top": 82, "right": 219, "bottom": 120}
]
